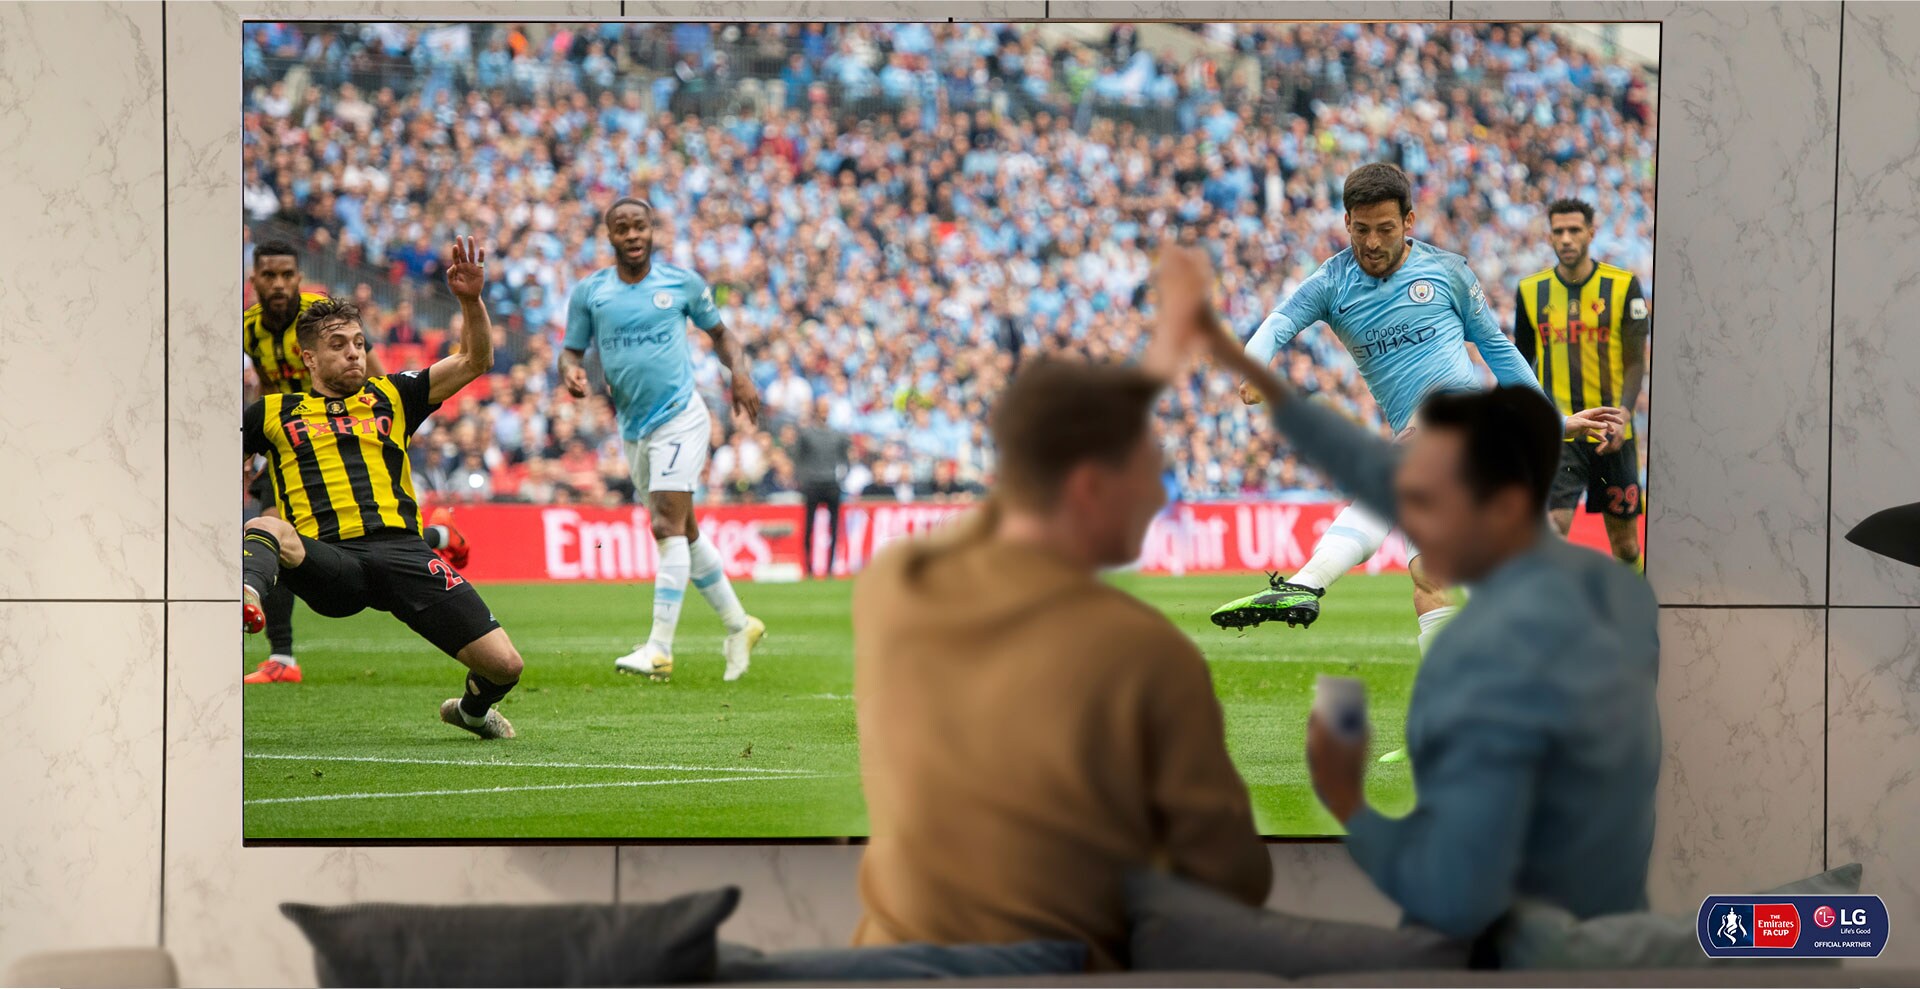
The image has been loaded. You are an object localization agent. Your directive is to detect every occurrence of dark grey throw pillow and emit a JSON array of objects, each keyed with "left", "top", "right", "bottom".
[
  {"left": 281, "top": 887, "right": 740, "bottom": 988},
  {"left": 715, "top": 940, "right": 1087, "bottom": 981},
  {"left": 1126, "top": 870, "right": 1471, "bottom": 976}
]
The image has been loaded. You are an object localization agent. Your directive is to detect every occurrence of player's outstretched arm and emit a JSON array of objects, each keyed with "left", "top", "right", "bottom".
[
  {"left": 427, "top": 236, "right": 492, "bottom": 405},
  {"left": 1237, "top": 263, "right": 1332, "bottom": 404}
]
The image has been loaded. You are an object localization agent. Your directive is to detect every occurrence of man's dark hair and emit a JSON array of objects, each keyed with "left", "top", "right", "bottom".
[
  {"left": 990, "top": 358, "right": 1162, "bottom": 510},
  {"left": 254, "top": 241, "right": 300, "bottom": 267},
  {"left": 1547, "top": 198, "right": 1596, "bottom": 227},
  {"left": 604, "top": 196, "right": 653, "bottom": 226},
  {"left": 1343, "top": 163, "right": 1413, "bottom": 216},
  {"left": 294, "top": 296, "right": 361, "bottom": 351},
  {"left": 1417, "top": 386, "right": 1564, "bottom": 510}
]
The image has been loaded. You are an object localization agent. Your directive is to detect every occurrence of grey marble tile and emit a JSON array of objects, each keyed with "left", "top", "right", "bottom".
[
  {"left": 1456, "top": 4, "right": 1842, "bottom": 606},
  {"left": 0, "top": 1, "right": 166, "bottom": 600},
  {"left": 0, "top": 603, "right": 164, "bottom": 977},
  {"left": 162, "top": 602, "right": 615, "bottom": 988},
  {"left": 1650, "top": 608, "right": 1825, "bottom": 913},
  {"left": 1829, "top": 2, "right": 1920, "bottom": 607},
  {"left": 1827, "top": 607, "right": 1920, "bottom": 967}
]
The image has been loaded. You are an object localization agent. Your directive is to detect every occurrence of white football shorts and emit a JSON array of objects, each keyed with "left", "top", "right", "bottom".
[{"left": 625, "top": 398, "right": 712, "bottom": 499}]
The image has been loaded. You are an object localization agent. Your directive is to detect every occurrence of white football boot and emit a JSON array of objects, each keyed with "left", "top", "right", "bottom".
[
  {"left": 614, "top": 642, "right": 674, "bottom": 681},
  {"left": 722, "top": 616, "right": 766, "bottom": 682}
]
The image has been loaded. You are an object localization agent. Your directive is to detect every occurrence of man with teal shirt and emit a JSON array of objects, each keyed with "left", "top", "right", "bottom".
[{"left": 562, "top": 197, "right": 766, "bottom": 683}]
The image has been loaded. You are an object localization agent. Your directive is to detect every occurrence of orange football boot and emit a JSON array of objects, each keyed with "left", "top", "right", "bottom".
[{"left": 243, "top": 658, "right": 302, "bottom": 684}]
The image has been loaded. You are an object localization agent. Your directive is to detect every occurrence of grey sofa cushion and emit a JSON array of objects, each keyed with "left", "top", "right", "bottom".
[
  {"left": 1125, "top": 871, "right": 1471, "bottom": 977},
  {"left": 281, "top": 887, "right": 739, "bottom": 987},
  {"left": 715, "top": 940, "right": 1086, "bottom": 981},
  {"left": 1493, "top": 864, "right": 1863, "bottom": 970}
]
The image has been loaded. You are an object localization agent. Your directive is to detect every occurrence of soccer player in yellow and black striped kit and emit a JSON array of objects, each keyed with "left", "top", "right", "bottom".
[
  {"left": 241, "top": 237, "right": 521, "bottom": 739},
  {"left": 1513, "top": 199, "right": 1650, "bottom": 568},
  {"left": 242, "top": 242, "right": 388, "bottom": 683}
]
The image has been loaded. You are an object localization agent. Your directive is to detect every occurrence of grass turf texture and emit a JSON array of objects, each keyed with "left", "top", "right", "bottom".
[{"left": 243, "top": 573, "right": 1419, "bottom": 840}]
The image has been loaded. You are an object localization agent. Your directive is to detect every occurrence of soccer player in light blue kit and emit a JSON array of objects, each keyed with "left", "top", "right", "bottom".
[
  {"left": 1211, "top": 164, "right": 1619, "bottom": 670},
  {"left": 562, "top": 197, "right": 766, "bottom": 682}
]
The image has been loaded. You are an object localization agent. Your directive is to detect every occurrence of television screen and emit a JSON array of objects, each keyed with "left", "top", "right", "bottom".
[{"left": 239, "top": 18, "right": 1656, "bottom": 840}]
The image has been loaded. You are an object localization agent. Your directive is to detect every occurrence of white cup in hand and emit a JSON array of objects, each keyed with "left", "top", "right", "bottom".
[{"left": 1313, "top": 674, "right": 1369, "bottom": 742}]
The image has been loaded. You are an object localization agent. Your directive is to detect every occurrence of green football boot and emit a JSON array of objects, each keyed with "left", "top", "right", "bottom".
[{"left": 1209, "top": 573, "right": 1325, "bottom": 630}]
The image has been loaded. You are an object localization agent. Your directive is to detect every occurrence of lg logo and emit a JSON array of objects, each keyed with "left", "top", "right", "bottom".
[{"left": 1814, "top": 906, "right": 1868, "bottom": 929}]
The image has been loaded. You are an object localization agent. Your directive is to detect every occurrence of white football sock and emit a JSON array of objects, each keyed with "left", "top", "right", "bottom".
[
  {"left": 688, "top": 535, "right": 749, "bottom": 634},
  {"left": 1416, "top": 604, "right": 1459, "bottom": 656},
  {"left": 650, "top": 536, "right": 690, "bottom": 652},
  {"left": 269, "top": 653, "right": 298, "bottom": 667},
  {"left": 1290, "top": 502, "right": 1392, "bottom": 590}
]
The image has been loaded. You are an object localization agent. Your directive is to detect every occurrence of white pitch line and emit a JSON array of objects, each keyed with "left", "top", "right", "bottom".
[
  {"left": 244, "top": 753, "right": 813, "bottom": 775},
  {"left": 245, "top": 773, "right": 827, "bottom": 806}
]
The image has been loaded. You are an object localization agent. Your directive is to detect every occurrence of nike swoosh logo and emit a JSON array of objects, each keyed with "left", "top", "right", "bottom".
[{"left": 1337, "top": 301, "right": 1359, "bottom": 314}]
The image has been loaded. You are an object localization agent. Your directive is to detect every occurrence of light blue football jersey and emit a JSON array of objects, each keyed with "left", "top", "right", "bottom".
[
  {"left": 1247, "top": 240, "right": 1541, "bottom": 433},
  {"left": 564, "top": 263, "right": 723, "bottom": 440}
]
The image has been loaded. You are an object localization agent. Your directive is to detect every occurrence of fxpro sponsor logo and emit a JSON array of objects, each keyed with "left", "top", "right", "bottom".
[{"left": 1698, "top": 895, "right": 1888, "bottom": 959}]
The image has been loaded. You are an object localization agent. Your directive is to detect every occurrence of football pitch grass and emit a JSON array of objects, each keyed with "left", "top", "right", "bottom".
[{"left": 243, "top": 573, "right": 1420, "bottom": 841}]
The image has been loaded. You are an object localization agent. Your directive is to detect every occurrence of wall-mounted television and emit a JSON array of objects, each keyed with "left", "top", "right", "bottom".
[{"left": 237, "top": 17, "right": 1657, "bottom": 841}]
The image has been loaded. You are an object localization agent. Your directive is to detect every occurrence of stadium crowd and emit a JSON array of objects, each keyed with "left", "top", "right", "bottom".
[{"left": 242, "top": 20, "right": 1656, "bottom": 507}]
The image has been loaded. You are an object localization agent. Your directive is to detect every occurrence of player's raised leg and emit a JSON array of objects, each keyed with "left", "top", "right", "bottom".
[
  {"left": 1209, "top": 501, "right": 1390, "bottom": 630},
  {"left": 1410, "top": 555, "right": 1458, "bottom": 655}
]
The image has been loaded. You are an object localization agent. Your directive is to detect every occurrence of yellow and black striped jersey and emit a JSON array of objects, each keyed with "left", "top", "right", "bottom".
[
  {"left": 242, "top": 371, "right": 440, "bottom": 542},
  {"left": 1513, "top": 261, "right": 1650, "bottom": 441},
  {"left": 243, "top": 291, "right": 329, "bottom": 394}
]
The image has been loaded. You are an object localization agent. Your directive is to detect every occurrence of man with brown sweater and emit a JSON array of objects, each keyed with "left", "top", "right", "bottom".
[{"left": 850, "top": 358, "right": 1272, "bottom": 971}]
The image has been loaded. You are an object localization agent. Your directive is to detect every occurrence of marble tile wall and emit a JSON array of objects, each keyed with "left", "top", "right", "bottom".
[
  {"left": 1825, "top": 1, "right": 1920, "bottom": 967},
  {"left": 1, "top": 1, "right": 1913, "bottom": 984}
]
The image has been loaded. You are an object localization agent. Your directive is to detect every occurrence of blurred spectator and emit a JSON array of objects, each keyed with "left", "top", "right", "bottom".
[{"left": 794, "top": 396, "right": 851, "bottom": 577}]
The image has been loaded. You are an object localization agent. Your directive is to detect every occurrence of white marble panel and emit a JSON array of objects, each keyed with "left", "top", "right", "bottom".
[
  {"left": 1450, "top": 2, "right": 1842, "bottom": 606},
  {"left": 1828, "top": 2, "right": 1920, "bottom": 607},
  {"left": 0, "top": 603, "right": 164, "bottom": 976},
  {"left": 0, "top": 1, "right": 166, "bottom": 600},
  {"left": 1827, "top": 607, "right": 1920, "bottom": 968},
  {"left": 620, "top": 844, "right": 864, "bottom": 951},
  {"left": 1651, "top": 607, "right": 1826, "bottom": 912},
  {"left": 161, "top": 602, "right": 615, "bottom": 988},
  {"left": 1265, "top": 843, "right": 1401, "bottom": 926}
]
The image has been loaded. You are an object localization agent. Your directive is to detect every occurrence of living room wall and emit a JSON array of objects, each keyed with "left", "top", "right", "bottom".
[{"left": 2, "top": 1, "right": 1915, "bottom": 984}]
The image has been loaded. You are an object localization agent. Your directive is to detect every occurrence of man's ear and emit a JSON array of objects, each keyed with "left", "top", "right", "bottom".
[
  {"left": 1494, "top": 484, "right": 1536, "bottom": 528},
  {"left": 1059, "top": 460, "right": 1103, "bottom": 515}
]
